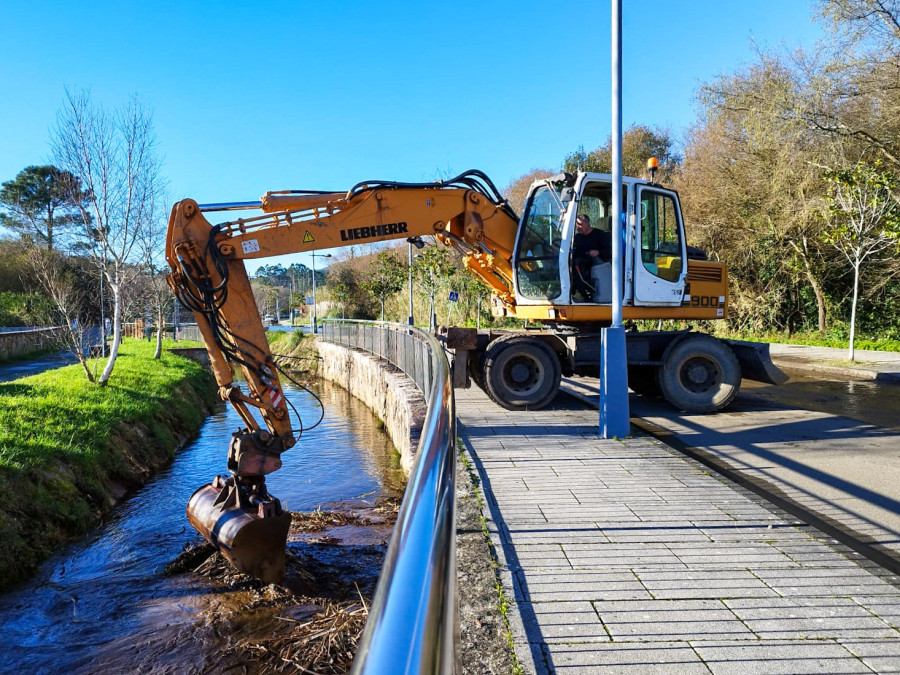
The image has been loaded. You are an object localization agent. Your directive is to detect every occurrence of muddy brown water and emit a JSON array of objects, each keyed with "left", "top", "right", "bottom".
[{"left": 0, "top": 380, "right": 405, "bottom": 674}]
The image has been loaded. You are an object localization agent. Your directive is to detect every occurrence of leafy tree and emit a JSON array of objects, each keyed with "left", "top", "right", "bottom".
[
  {"left": 797, "top": 1, "right": 900, "bottom": 172},
  {"left": 361, "top": 250, "right": 406, "bottom": 321},
  {"left": 0, "top": 239, "right": 36, "bottom": 293},
  {"left": 413, "top": 243, "right": 456, "bottom": 329},
  {"left": 328, "top": 265, "right": 362, "bottom": 319},
  {"left": 287, "top": 262, "right": 316, "bottom": 296},
  {"left": 0, "top": 165, "right": 87, "bottom": 251},
  {"left": 564, "top": 125, "right": 681, "bottom": 183},
  {"left": 822, "top": 162, "right": 900, "bottom": 359},
  {"left": 253, "top": 264, "right": 291, "bottom": 287},
  {"left": 0, "top": 291, "right": 56, "bottom": 327}
]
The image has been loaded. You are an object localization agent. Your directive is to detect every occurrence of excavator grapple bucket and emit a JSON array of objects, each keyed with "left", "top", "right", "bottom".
[{"left": 186, "top": 481, "right": 291, "bottom": 584}]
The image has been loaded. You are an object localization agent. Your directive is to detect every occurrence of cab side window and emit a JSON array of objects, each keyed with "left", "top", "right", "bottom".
[{"left": 640, "top": 191, "right": 683, "bottom": 281}]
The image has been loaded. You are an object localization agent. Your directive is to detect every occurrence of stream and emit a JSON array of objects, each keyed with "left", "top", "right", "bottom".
[{"left": 0, "top": 379, "right": 405, "bottom": 674}]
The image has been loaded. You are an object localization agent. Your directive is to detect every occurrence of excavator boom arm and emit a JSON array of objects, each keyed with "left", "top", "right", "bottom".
[
  {"left": 166, "top": 172, "right": 520, "bottom": 451},
  {"left": 164, "top": 171, "right": 521, "bottom": 582}
]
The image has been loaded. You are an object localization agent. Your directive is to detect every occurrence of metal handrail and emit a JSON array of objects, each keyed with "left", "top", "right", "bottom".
[{"left": 322, "top": 319, "right": 457, "bottom": 675}]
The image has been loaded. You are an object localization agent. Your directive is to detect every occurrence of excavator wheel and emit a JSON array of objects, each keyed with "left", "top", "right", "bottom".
[
  {"left": 627, "top": 365, "right": 662, "bottom": 397},
  {"left": 658, "top": 334, "right": 740, "bottom": 413},
  {"left": 482, "top": 336, "right": 561, "bottom": 410},
  {"left": 468, "top": 350, "right": 485, "bottom": 388}
]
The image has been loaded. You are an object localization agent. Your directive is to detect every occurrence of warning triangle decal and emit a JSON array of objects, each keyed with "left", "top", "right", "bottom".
[{"left": 303, "top": 231, "right": 315, "bottom": 243}]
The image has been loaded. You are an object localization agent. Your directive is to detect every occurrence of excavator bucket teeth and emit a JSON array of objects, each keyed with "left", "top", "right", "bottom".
[{"left": 186, "top": 484, "right": 291, "bottom": 584}]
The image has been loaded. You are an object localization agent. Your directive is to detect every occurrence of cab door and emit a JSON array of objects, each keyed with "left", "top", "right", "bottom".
[{"left": 633, "top": 186, "right": 687, "bottom": 306}]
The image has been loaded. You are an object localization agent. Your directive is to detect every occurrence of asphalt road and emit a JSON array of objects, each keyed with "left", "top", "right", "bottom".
[
  {"left": 561, "top": 368, "right": 900, "bottom": 573},
  {"left": 0, "top": 350, "right": 76, "bottom": 383}
]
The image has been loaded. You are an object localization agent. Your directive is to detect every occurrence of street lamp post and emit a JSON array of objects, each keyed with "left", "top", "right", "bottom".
[
  {"left": 599, "top": 0, "right": 630, "bottom": 439},
  {"left": 408, "top": 242, "right": 414, "bottom": 326},
  {"left": 406, "top": 237, "right": 424, "bottom": 326},
  {"left": 311, "top": 252, "right": 332, "bottom": 333}
]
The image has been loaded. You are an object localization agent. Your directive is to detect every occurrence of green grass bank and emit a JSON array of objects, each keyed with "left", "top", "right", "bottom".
[
  {"left": 267, "top": 329, "right": 321, "bottom": 375},
  {"left": 0, "top": 339, "right": 217, "bottom": 591}
]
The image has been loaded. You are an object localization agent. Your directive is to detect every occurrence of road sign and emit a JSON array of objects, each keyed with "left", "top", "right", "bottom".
[
  {"left": 448, "top": 291, "right": 459, "bottom": 302},
  {"left": 305, "top": 296, "right": 314, "bottom": 305}
]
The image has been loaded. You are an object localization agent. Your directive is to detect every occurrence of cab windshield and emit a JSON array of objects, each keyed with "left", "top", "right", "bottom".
[{"left": 515, "top": 184, "right": 564, "bottom": 301}]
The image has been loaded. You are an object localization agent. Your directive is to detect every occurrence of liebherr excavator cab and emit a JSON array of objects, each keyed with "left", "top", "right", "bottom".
[{"left": 512, "top": 171, "right": 699, "bottom": 316}]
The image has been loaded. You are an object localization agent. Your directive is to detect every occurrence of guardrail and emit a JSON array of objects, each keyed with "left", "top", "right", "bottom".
[{"left": 322, "top": 319, "right": 457, "bottom": 675}]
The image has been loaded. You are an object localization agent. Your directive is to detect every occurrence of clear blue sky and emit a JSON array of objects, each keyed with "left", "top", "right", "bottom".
[{"left": 1, "top": 0, "right": 824, "bottom": 270}]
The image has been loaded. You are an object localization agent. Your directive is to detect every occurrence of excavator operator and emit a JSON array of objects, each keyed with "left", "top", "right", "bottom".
[{"left": 571, "top": 213, "right": 612, "bottom": 302}]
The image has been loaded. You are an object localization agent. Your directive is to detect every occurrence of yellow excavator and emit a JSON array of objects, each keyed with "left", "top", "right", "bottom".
[{"left": 166, "top": 167, "right": 783, "bottom": 581}]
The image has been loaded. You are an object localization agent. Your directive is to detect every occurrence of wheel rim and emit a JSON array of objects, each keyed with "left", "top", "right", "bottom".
[
  {"left": 502, "top": 354, "right": 544, "bottom": 397},
  {"left": 678, "top": 356, "right": 721, "bottom": 394}
]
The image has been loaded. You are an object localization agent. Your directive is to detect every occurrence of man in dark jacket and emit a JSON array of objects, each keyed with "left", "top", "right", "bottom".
[{"left": 571, "top": 214, "right": 612, "bottom": 302}]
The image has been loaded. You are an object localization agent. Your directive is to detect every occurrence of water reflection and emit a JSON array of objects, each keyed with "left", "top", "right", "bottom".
[
  {"left": 0, "top": 379, "right": 404, "bottom": 674},
  {"left": 741, "top": 368, "right": 900, "bottom": 432}
]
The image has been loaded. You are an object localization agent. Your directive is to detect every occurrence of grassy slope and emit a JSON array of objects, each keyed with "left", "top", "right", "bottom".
[
  {"left": 718, "top": 330, "right": 900, "bottom": 353},
  {"left": 267, "top": 329, "right": 321, "bottom": 375},
  {"left": 0, "top": 339, "right": 217, "bottom": 590}
]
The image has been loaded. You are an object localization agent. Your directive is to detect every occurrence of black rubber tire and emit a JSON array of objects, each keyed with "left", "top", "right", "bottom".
[
  {"left": 468, "top": 351, "right": 485, "bottom": 389},
  {"left": 482, "top": 336, "right": 562, "bottom": 410},
  {"left": 658, "top": 335, "right": 740, "bottom": 413},
  {"left": 628, "top": 365, "right": 662, "bottom": 397}
]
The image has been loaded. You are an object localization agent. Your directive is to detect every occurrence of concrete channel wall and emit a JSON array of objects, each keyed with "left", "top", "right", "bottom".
[
  {"left": 0, "top": 327, "right": 64, "bottom": 361},
  {"left": 316, "top": 340, "right": 426, "bottom": 474}
]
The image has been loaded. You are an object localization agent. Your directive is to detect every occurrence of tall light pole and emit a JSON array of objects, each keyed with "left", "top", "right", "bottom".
[
  {"left": 406, "top": 237, "right": 424, "bottom": 326},
  {"left": 289, "top": 268, "right": 295, "bottom": 326},
  {"left": 599, "top": 0, "right": 630, "bottom": 439},
  {"left": 311, "top": 252, "right": 332, "bottom": 333},
  {"left": 408, "top": 242, "right": 414, "bottom": 326}
]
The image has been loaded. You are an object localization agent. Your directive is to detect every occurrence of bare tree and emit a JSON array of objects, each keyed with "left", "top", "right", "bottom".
[
  {"left": 146, "top": 271, "right": 172, "bottom": 358},
  {"left": 681, "top": 55, "right": 843, "bottom": 333},
  {"left": 135, "top": 186, "right": 173, "bottom": 359},
  {"left": 823, "top": 162, "right": 900, "bottom": 359},
  {"left": 27, "top": 248, "right": 96, "bottom": 381},
  {"left": 502, "top": 168, "right": 557, "bottom": 214},
  {"left": 52, "top": 89, "right": 163, "bottom": 384}
]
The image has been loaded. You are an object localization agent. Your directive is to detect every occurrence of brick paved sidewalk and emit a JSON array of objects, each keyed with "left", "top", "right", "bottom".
[{"left": 457, "top": 387, "right": 900, "bottom": 674}]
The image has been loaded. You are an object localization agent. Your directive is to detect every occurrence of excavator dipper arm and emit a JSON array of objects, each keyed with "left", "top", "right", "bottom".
[{"left": 165, "top": 170, "right": 519, "bottom": 582}]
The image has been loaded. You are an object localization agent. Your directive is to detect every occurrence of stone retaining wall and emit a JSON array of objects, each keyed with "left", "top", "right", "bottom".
[
  {"left": 0, "top": 327, "right": 64, "bottom": 361},
  {"left": 316, "top": 340, "right": 426, "bottom": 475}
]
